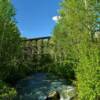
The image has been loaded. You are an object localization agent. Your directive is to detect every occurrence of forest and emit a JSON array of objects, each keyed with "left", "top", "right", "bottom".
[{"left": 0, "top": 0, "right": 100, "bottom": 100}]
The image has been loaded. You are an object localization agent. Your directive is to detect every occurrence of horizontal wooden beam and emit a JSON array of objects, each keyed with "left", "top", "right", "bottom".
[{"left": 23, "top": 36, "right": 51, "bottom": 41}]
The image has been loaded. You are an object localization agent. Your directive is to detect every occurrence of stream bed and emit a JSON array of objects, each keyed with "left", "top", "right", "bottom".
[{"left": 14, "top": 73, "right": 76, "bottom": 100}]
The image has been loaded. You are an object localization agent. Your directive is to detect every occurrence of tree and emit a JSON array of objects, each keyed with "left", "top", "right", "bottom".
[
  {"left": 53, "top": 0, "right": 100, "bottom": 99},
  {"left": 0, "top": 0, "right": 21, "bottom": 81}
]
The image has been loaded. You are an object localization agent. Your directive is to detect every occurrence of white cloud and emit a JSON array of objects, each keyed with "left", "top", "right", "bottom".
[{"left": 52, "top": 16, "right": 60, "bottom": 22}]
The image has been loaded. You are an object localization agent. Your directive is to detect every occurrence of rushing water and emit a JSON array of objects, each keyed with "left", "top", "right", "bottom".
[{"left": 15, "top": 73, "right": 75, "bottom": 100}]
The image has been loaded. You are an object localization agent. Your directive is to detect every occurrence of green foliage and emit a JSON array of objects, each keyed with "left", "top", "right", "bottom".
[
  {"left": 76, "top": 43, "right": 100, "bottom": 100},
  {"left": 0, "top": 0, "right": 23, "bottom": 82},
  {"left": 53, "top": 0, "right": 100, "bottom": 99},
  {"left": 0, "top": 81, "right": 17, "bottom": 99},
  {"left": 0, "top": 0, "right": 99, "bottom": 100}
]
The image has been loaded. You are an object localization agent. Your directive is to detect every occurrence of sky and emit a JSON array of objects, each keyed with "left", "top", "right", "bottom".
[{"left": 12, "top": 0, "right": 60, "bottom": 38}]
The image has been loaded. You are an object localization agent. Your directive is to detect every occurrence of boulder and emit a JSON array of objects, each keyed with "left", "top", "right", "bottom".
[{"left": 45, "top": 91, "right": 60, "bottom": 100}]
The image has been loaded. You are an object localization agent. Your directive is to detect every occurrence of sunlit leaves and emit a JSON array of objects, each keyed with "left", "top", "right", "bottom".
[
  {"left": 0, "top": 0, "right": 21, "bottom": 81},
  {"left": 53, "top": 0, "right": 100, "bottom": 99}
]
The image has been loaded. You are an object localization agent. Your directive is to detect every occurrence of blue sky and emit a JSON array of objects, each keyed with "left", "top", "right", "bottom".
[{"left": 12, "top": 0, "right": 60, "bottom": 38}]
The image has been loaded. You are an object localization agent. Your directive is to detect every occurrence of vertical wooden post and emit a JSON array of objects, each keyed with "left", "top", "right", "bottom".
[
  {"left": 35, "top": 40, "right": 38, "bottom": 67},
  {"left": 41, "top": 39, "right": 44, "bottom": 55}
]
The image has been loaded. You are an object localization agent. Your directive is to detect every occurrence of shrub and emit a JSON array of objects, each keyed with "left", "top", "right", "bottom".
[{"left": 0, "top": 81, "right": 17, "bottom": 99}]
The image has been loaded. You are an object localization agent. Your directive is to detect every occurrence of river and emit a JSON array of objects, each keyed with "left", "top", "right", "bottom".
[{"left": 14, "top": 73, "right": 75, "bottom": 100}]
